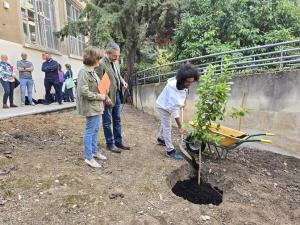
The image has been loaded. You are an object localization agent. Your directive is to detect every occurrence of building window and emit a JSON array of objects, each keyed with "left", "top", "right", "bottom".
[
  {"left": 66, "top": 1, "right": 84, "bottom": 56},
  {"left": 21, "top": 0, "right": 57, "bottom": 50}
]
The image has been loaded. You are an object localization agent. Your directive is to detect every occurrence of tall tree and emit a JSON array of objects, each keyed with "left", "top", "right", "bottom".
[
  {"left": 57, "top": 0, "right": 180, "bottom": 86},
  {"left": 174, "top": 0, "right": 300, "bottom": 59}
]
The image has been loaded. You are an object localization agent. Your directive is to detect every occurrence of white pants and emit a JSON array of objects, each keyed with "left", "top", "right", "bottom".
[{"left": 157, "top": 108, "right": 174, "bottom": 151}]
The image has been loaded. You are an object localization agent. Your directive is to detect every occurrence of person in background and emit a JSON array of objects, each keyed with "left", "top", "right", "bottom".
[
  {"left": 77, "top": 46, "right": 111, "bottom": 168},
  {"left": 0, "top": 54, "right": 18, "bottom": 108},
  {"left": 41, "top": 52, "right": 61, "bottom": 105},
  {"left": 58, "top": 64, "right": 64, "bottom": 103},
  {"left": 64, "top": 64, "right": 74, "bottom": 102},
  {"left": 17, "top": 53, "right": 34, "bottom": 106},
  {"left": 96, "top": 42, "right": 130, "bottom": 153},
  {"left": 156, "top": 64, "right": 200, "bottom": 160}
]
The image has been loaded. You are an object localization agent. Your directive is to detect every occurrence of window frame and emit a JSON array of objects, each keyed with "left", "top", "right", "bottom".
[
  {"left": 21, "top": 0, "right": 58, "bottom": 50},
  {"left": 66, "top": 0, "right": 85, "bottom": 57}
]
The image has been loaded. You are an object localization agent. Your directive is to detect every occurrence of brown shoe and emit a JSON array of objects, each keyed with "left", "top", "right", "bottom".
[
  {"left": 106, "top": 145, "right": 121, "bottom": 153},
  {"left": 3, "top": 104, "right": 9, "bottom": 109},
  {"left": 116, "top": 143, "right": 130, "bottom": 150}
]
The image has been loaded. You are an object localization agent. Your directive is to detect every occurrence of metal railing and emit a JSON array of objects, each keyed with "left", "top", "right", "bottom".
[{"left": 134, "top": 40, "right": 300, "bottom": 85}]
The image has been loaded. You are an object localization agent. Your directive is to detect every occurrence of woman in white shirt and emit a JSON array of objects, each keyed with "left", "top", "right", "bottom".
[{"left": 156, "top": 64, "right": 199, "bottom": 160}]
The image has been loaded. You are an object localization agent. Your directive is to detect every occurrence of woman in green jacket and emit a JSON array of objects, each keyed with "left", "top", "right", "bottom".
[{"left": 77, "top": 46, "right": 111, "bottom": 168}]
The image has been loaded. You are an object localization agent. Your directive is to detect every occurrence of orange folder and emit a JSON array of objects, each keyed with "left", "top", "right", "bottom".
[{"left": 98, "top": 72, "right": 111, "bottom": 95}]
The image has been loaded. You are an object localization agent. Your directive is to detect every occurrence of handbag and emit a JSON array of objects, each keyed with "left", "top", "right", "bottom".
[
  {"left": 14, "top": 78, "right": 20, "bottom": 88},
  {"left": 65, "top": 77, "right": 75, "bottom": 89}
]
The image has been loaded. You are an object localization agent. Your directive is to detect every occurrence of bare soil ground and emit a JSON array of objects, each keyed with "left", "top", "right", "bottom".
[{"left": 0, "top": 106, "right": 299, "bottom": 225}]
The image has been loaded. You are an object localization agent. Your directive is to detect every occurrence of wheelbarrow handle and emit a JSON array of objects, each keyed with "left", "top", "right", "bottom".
[
  {"left": 239, "top": 139, "right": 272, "bottom": 144},
  {"left": 245, "top": 132, "right": 273, "bottom": 140},
  {"left": 260, "top": 139, "right": 272, "bottom": 144},
  {"left": 247, "top": 133, "right": 268, "bottom": 138}
]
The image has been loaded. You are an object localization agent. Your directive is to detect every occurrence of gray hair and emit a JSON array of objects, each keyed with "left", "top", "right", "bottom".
[{"left": 105, "top": 42, "right": 120, "bottom": 53}]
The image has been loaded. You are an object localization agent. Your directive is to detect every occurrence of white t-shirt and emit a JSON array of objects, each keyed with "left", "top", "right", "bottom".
[{"left": 156, "top": 77, "right": 187, "bottom": 118}]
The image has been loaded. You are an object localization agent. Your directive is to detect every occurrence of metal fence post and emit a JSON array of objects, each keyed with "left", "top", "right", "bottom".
[
  {"left": 280, "top": 47, "right": 283, "bottom": 70},
  {"left": 220, "top": 55, "right": 224, "bottom": 75},
  {"left": 158, "top": 69, "right": 161, "bottom": 83},
  {"left": 143, "top": 73, "right": 146, "bottom": 85}
]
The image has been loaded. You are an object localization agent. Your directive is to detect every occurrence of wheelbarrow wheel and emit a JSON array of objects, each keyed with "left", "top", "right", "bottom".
[{"left": 185, "top": 135, "right": 206, "bottom": 153}]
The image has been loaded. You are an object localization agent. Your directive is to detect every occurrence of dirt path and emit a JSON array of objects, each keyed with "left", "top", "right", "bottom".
[{"left": 0, "top": 106, "right": 299, "bottom": 225}]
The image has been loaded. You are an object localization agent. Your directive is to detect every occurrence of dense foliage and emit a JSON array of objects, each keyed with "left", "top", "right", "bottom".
[
  {"left": 57, "top": 0, "right": 179, "bottom": 84},
  {"left": 57, "top": 0, "right": 300, "bottom": 79},
  {"left": 175, "top": 0, "right": 300, "bottom": 59}
]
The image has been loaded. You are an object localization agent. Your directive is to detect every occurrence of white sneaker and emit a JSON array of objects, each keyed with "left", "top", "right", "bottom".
[
  {"left": 31, "top": 102, "right": 35, "bottom": 106},
  {"left": 93, "top": 152, "right": 107, "bottom": 160},
  {"left": 84, "top": 158, "right": 101, "bottom": 168}
]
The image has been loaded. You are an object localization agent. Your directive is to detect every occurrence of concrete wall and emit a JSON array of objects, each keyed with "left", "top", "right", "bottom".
[
  {"left": 133, "top": 70, "right": 300, "bottom": 157},
  {"left": 0, "top": 0, "right": 23, "bottom": 44}
]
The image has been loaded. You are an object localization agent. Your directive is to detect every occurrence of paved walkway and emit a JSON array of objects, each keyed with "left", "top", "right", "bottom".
[{"left": 0, "top": 102, "right": 76, "bottom": 121}]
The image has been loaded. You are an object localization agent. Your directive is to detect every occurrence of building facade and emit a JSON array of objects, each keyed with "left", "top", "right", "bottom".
[{"left": 0, "top": 0, "right": 85, "bottom": 103}]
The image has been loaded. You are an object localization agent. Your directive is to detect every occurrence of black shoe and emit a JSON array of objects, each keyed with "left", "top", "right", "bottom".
[
  {"left": 3, "top": 104, "right": 9, "bottom": 109},
  {"left": 10, "top": 104, "right": 18, "bottom": 108},
  {"left": 115, "top": 143, "right": 130, "bottom": 150},
  {"left": 43, "top": 102, "right": 50, "bottom": 105},
  {"left": 106, "top": 145, "right": 121, "bottom": 153},
  {"left": 157, "top": 138, "right": 166, "bottom": 146}
]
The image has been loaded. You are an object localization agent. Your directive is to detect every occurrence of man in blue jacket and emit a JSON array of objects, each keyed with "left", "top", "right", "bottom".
[{"left": 41, "top": 52, "right": 61, "bottom": 105}]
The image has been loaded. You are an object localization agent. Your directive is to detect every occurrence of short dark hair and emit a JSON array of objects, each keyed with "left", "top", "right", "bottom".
[
  {"left": 176, "top": 63, "right": 200, "bottom": 83},
  {"left": 83, "top": 46, "right": 101, "bottom": 66},
  {"left": 65, "top": 64, "right": 71, "bottom": 69}
]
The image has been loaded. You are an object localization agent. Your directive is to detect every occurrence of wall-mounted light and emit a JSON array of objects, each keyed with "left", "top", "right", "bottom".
[{"left": 3, "top": 1, "right": 10, "bottom": 9}]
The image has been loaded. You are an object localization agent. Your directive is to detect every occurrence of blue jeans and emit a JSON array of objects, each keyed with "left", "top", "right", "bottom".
[
  {"left": 0, "top": 79, "right": 15, "bottom": 105},
  {"left": 102, "top": 91, "right": 122, "bottom": 146},
  {"left": 20, "top": 79, "right": 34, "bottom": 104},
  {"left": 84, "top": 115, "right": 101, "bottom": 160}
]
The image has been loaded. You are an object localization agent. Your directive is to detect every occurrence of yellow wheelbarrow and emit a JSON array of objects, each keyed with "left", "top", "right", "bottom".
[{"left": 180, "top": 122, "right": 275, "bottom": 167}]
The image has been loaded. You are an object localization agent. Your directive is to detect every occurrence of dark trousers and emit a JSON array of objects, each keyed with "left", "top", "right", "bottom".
[
  {"left": 58, "top": 82, "right": 64, "bottom": 102},
  {"left": 0, "top": 79, "right": 15, "bottom": 105},
  {"left": 64, "top": 87, "right": 74, "bottom": 102},
  {"left": 44, "top": 79, "right": 62, "bottom": 104},
  {"left": 102, "top": 91, "right": 122, "bottom": 146}
]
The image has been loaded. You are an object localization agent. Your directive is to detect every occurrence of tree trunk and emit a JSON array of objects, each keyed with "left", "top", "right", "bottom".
[{"left": 124, "top": 44, "right": 137, "bottom": 104}]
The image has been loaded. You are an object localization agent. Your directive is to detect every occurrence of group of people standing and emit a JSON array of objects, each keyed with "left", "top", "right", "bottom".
[
  {"left": 0, "top": 52, "right": 75, "bottom": 109},
  {"left": 77, "top": 41, "right": 200, "bottom": 167},
  {"left": 1, "top": 40, "right": 200, "bottom": 166}
]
